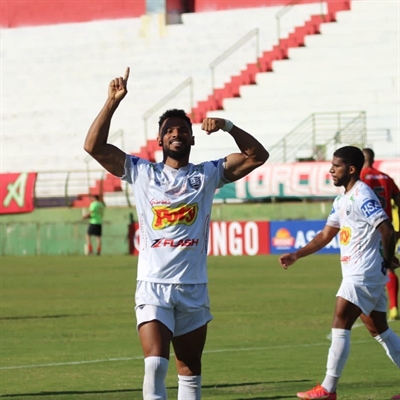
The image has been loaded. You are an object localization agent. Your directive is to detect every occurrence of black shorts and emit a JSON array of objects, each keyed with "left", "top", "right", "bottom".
[{"left": 87, "top": 224, "right": 102, "bottom": 237}]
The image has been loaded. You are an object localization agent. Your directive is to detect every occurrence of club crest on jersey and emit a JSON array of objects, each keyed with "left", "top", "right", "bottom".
[
  {"left": 189, "top": 176, "right": 201, "bottom": 190},
  {"left": 346, "top": 203, "right": 352, "bottom": 215},
  {"left": 361, "top": 199, "right": 381, "bottom": 218},
  {"left": 339, "top": 226, "right": 351, "bottom": 245},
  {"left": 152, "top": 203, "right": 198, "bottom": 230}
]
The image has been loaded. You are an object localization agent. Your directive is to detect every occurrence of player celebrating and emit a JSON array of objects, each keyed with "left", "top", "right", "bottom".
[
  {"left": 84, "top": 67, "right": 269, "bottom": 400},
  {"left": 361, "top": 147, "right": 400, "bottom": 321},
  {"left": 279, "top": 146, "right": 400, "bottom": 400}
]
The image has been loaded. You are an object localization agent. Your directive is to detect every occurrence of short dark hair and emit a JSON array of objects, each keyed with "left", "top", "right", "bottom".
[
  {"left": 333, "top": 146, "right": 365, "bottom": 173},
  {"left": 158, "top": 109, "right": 192, "bottom": 133},
  {"left": 362, "top": 148, "right": 375, "bottom": 163}
]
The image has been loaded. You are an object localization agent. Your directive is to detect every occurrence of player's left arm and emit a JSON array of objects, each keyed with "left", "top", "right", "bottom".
[
  {"left": 201, "top": 118, "right": 269, "bottom": 182},
  {"left": 376, "top": 219, "right": 397, "bottom": 270}
]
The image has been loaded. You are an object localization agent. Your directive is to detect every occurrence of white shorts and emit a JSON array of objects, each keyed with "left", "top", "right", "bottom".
[
  {"left": 336, "top": 281, "right": 387, "bottom": 315},
  {"left": 135, "top": 281, "right": 213, "bottom": 337}
]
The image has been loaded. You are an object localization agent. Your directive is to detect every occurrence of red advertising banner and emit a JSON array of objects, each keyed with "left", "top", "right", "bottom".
[
  {"left": 0, "top": 173, "right": 37, "bottom": 214},
  {"left": 1, "top": 0, "right": 146, "bottom": 28},
  {"left": 128, "top": 220, "right": 270, "bottom": 256}
]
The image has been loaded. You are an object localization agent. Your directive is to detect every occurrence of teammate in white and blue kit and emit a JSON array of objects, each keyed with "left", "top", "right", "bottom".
[
  {"left": 279, "top": 146, "right": 400, "bottom": 400},
  {"left": 84, "top": 67, "right": 269, "bottom": 400}
]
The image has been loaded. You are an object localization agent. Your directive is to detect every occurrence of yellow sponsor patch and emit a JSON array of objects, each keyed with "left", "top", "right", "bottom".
[{"left": 152, "top": 203, "right": 198, "bottom": 230}]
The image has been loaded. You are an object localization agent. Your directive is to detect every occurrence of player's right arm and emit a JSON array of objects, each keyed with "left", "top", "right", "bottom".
[
  {"left": 84, "top": 68, "right": 130, "bottom": 177},
  {"left": 279, "top": 225, "right": 339, "bottom": 269}
]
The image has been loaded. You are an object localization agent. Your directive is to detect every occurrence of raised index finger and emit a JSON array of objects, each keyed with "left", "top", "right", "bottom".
[{"left": 124, "top": 67, "right": 130, "bottom": 82}]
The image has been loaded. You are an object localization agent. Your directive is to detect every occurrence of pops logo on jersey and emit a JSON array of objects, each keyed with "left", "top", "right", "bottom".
[
  {"left": 152, "top": 203, "right": 198, "bottom": 229},
  {"left": 361, "top": 199, "right": 381, "bottom": 218},
  {"left": 339, "top": 226, "right": 351, "bottom": 245}
]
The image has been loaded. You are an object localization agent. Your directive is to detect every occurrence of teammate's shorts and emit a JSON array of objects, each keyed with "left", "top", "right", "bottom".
[
  {"left": 135, "top": 281, "right": 213, "bottom": 337},
  {"left": 87, "top": 224, "right": 102, "bottom": 236},
  {"left": 336, "top": 281, "right": 387, "bottom": 315}
]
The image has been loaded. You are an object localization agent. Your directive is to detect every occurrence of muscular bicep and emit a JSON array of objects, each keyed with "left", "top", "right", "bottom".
[{"left": 223, "top": 152, "right": 263, "bottom": 182}]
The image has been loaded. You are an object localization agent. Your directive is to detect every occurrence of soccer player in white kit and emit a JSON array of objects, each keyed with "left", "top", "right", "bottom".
[
  {"left": 279, "top": 146, "right": 400, "bottom": 400},
  {"left": 84, "top": 68, "right": 269, "bottom": 399}
]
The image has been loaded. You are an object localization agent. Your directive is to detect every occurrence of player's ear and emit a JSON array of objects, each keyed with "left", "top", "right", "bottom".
[
  {"left": 191, "top": 136, "right": 195, "bottom": 146},
  {"left": 157, "top": 136, "right": 162, "bottom": 146},
  {"left": 349, "top": 165, "right": 356, "bottom": 175}
]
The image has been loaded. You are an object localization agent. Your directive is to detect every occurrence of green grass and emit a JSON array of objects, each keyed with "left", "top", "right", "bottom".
[{"left": 1, "top": 255, "right": 399, "bottom": 399}]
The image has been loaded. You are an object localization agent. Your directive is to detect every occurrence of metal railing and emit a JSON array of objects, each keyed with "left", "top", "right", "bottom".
[
  {"left": 142, "top": 77, "right": 194, "bottom": 141},
  {"left": 366, "top": 128, "right": 392, "bottom": 143},
  {"left": 34, "top": 169, "right": 134, "bottom": 207},
  {"left": 142, "top": 0, "right": 321, "bottom": 140},
  {"left": 209, "top": 28, "right": 259, "bottom": 91},
  {"left": 276, "top": 0, "right": 326, "bottom": 41},
  {"left": 268, "top": 111, "right": 367, "bottom": 163}
]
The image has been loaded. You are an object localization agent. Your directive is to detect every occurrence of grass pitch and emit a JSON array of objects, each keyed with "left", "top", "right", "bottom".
[{"left": 1, "top": 255, "right": 399, "bottom": 399}]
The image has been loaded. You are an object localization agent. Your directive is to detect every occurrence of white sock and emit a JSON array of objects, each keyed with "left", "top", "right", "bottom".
[
  {"left": 178, "top": 375, "right": 201, "bottom": 400},
  {"left": 374, "top": 328, "right": 400, "bottom": 368},
  {"left": 322, "top": 328, "right": 351, "bottom": 392},
  {"left": 143, "top": 356, "right": 169, "bottom": 400}
]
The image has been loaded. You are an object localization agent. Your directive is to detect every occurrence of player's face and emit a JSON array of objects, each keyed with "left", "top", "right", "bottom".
[
  {"left": 159, "top": 117, "right": 194, "bottom": 161},
  {"left": 329, "top": 156, "right": 351, "bottom": 187}
]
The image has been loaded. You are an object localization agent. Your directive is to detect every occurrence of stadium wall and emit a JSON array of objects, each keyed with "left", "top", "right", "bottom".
[
  {"left": 0, "top": 0, "right": 333, "bottom": 28},
  {"left": 0, "top": 0, "right": 146, "bottom": 28},
  {"left": 0, "top": 203, "right": 335, "bottom": 256}
]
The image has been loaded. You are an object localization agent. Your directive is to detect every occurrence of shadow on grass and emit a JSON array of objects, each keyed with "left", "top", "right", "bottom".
[
  {"left": 0, "top": 388, "right": 138, "bottom": 397},
  {"left": 0, "top": 314, "right": 91, "bottom": 321},
  {"left": 0, "top": 380, "right": 311, "bottom": 399}
]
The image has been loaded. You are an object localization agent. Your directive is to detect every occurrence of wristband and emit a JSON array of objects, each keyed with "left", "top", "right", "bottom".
[{"left": 222, "top": 119, "right": 234, "bottom": 132}]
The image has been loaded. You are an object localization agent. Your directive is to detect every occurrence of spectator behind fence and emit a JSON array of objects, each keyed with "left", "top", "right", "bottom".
[{"left": 82, "top": 194, "right": 105, "bottom": 255}]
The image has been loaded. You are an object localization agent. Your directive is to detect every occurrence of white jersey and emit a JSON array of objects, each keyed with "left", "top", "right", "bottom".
[
  {"left": 326, "top": 180, "right": 389, "bottom": 286},
  {"left": 122, "top": 154, "right": 229, "bottom": 284}
]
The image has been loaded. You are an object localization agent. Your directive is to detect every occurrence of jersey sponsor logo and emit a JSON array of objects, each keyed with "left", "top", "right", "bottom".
[
  {"left": 361, "top": 199, "right": 382, "bottom": 218},
  {"left": 272, "top": 228, "right": 295, "bottom": 248},
  {"left": 150, "top": 199, "right": 171, "bottom": 206},
  {"left": 339, "top": 226, "right": 351, "bottom": 245},
  {"left": 151, "top": 238, "right": 199, "bottom": 248},
  {"left": 152, "top": 203, "right": 198, "bottom": 229},
  {"left": 341, "top": 255, "right": 351, "bottom": 262}
]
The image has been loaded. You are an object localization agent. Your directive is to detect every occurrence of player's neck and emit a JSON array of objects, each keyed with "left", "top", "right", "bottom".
[
  {"left": 163, "top": 157, "right": 190, "bottom": 170},
  {"left": 344, "top": 178, "right": 359, "bottom": 193}
]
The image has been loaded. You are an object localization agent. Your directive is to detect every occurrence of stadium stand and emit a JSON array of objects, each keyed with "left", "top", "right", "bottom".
[{"left": 1, "top": 0, "right": 398, "bottom": 206}]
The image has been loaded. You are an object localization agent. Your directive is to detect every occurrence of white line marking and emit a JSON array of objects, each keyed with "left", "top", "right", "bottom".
[{"left": 0, "top": 340, "right": 371, "bottom": 371}]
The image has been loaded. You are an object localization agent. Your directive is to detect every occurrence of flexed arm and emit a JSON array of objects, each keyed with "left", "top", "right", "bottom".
[
  {"left": 201, "top": 118, "right": 269, "bottom": 182},
  {"left": 84, "top": 68, "right": 130, "bottom": 177}
]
